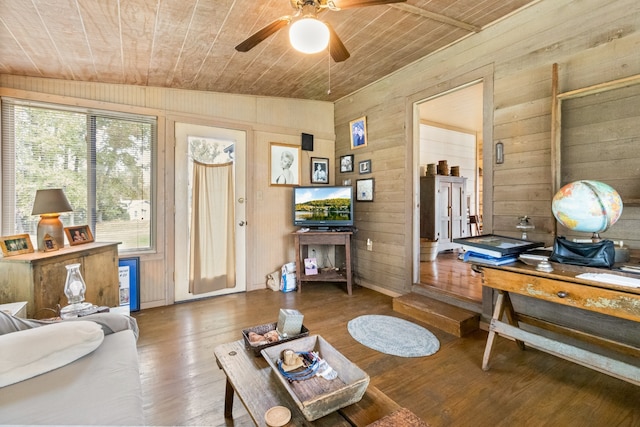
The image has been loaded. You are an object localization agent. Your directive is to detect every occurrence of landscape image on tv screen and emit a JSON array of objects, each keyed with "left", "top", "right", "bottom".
[{"left": 294, "top": 187, "right": 352, "bottom": 224}]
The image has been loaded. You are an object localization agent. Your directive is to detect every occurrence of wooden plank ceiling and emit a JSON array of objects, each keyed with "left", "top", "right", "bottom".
[{"left": 0, "top": 0, "right": 539, "bottom": 102}]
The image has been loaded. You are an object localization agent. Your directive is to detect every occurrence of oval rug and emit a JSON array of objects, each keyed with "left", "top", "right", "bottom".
[{"left": 347, "top": 315, "right": 440, "bottom": 357}]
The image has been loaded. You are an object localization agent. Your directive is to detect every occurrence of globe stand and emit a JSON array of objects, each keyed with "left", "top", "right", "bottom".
[{"left": 591, "top": 232, "right": 602, "bottom": 243}]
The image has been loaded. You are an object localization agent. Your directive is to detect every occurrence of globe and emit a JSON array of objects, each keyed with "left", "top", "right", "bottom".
[{"left": 551, "top": 180, "right": 623, "bottom": 234}]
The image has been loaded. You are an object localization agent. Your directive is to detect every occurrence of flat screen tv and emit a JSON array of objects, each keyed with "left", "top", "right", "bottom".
[{"left": 293, "top": 186, "right": 354, "bottom": 229}]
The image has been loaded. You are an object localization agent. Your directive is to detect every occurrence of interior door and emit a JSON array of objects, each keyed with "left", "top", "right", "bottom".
[{"left": 174, "top": 123, "right": 246, "bottom": 301}]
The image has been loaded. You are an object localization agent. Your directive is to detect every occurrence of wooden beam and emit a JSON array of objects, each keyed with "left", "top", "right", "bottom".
[{"left": 390, "top": 4, "right": 480, "bottom": 33}]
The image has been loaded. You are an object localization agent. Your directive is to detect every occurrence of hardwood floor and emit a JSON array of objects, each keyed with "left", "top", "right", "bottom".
[
  {"left": 419, "top": 250, "right": 483, "bottom": 302},
  {"left": 134, "top": 283, "right": 640, "bottom": 426}
]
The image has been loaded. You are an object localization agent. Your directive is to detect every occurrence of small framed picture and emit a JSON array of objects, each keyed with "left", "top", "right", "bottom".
[
  {"left": 359, "top": 160, "right": 372, "bottom": 174},
  {"left": 43, "top": 233, "right": 59, "bottom": 252},
  {"left": 356, "top": 178, "right": 374, "bottom": 202},
  {"left": 64, "top": 225, "right": 94, "bottom": 246},
  {"left": 270, "top": 142, "right": 301, "bottom": 186},
  {"left": 0, "top": 234, "right": 34, "bottom": 257},
  {"left": 311, "top": 157, "right": 329, "bottom": 184},
  {"left": 340, "top": 154, "right": 354, "bottom": 173},
  {"left": 349, "top": 116, "right": 367, "bottom": 149}
]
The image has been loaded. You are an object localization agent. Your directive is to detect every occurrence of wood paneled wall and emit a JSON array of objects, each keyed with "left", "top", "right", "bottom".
[
  {"left": 334, "top": 0, "right": 640, "bottom": 294},
  {"left": 0, "top": 78, "right": 335, "bottom": 308}
]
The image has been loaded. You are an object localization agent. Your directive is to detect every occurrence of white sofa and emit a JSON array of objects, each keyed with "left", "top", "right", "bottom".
[{"left": 0, "top": 311, "right": 144, "bottom": 425}]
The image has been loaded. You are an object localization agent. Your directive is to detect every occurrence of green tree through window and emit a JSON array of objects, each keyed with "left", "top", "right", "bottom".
[{"left": 2, "top": 99, "right": 155, "bottom": 251}]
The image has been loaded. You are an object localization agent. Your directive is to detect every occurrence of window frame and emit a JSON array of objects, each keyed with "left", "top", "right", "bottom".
[{"left": 1, "top": 97, "right": 158, "bottom": 253}]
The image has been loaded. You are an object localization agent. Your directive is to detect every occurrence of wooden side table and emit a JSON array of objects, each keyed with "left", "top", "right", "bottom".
[{"left": 292, "top": 231, "right": 353, "bottom": 295}]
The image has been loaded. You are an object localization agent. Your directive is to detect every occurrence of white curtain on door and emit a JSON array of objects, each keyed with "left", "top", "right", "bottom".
[{"left": 189, "top": 160, "right": 235, "bottom": 294}]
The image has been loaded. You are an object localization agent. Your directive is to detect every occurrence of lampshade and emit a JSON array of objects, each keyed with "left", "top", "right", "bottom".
[
  {"left": 31, "top": 188, "right": 73, "bottom": 251},
  {"left": 289, "top": 18, "right": 330, "bottom": 54},
  {"left": 31, "top": 188, "right": 73, "bottom": 215}
]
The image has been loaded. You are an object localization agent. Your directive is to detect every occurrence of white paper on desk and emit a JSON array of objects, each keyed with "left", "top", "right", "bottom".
[{"left": 576, "top": 273, "right": 640, "bottom": 288}]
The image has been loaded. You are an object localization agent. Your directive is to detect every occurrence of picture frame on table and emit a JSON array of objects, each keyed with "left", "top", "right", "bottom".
[
  {"left": 349, "top": 116, "right": 367, "bottom": 149},
  {"left": 311, "top": 157, "right": 329, "bottom": 184},
  {"left": 270, "top": 142, "right": 301, "bottom": 186},
  {"left": 359, "top": 160, "right": 371, "bottom": 174},
  {"left": 340, "top": 154, "right": 354, "bottom": 173},
  {"left": 43, "top": 233, "right": 59, "bottom": 252},
  {"left": 0, "top": 234, "right": 34, "bottom": 257},
  {"left": 356, "top": 178, "right": 374, "bottom": 202},
  {"left": 64, "top": 225, "right": 94, "bottom": 246},
  {"left": 453, "top": 234, "right": 543, "bottom": 257}
]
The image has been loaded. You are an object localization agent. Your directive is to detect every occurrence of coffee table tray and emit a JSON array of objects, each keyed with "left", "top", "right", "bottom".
[{"left": 261, "top": 335, "right": 369, "bottom": 421}]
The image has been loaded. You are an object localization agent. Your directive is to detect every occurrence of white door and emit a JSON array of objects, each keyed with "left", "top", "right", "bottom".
[{"left": 174, "top": 123, "right": 246, "bottom": 301}]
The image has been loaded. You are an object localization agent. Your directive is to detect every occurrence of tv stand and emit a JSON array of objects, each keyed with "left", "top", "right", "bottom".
[{"left": 292, "top": 231, "right": 353, "bottom": 295}]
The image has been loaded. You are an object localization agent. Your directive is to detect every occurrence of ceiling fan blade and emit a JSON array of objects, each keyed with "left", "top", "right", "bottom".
[
  {"left": 330, "top": 0, "right": 406, "bottom": 10},
  {"left": 235, "top": 17, "right": 291, "bottom": 52},
  {"left": 325, "top": 22, "right": 350, "bottom": 62}
]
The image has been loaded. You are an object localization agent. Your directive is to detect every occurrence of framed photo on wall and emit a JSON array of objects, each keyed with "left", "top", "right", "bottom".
[
  {"left": 0, "top": 234, "right": 34, "bottom": 257},
  {"left": 270, "top": 142, "right": 301, "bottom": 186},
  {"left": 359, "top": 159, "right": 372, "bottom": 174},
  {"left": 311, "top": 157, "right": 329, "bottom": 184},
  {"left": 64, "top": 225, "right": 94, "bottom": 246},
  {"left": 340, "top": 154, "right": 354, "bottom": 173},
  {"left": 350, "top": 116, "right": 367, "bottom": 149},
  {"left": 356, "top": 178, "right": 374, "bottom": 202}
]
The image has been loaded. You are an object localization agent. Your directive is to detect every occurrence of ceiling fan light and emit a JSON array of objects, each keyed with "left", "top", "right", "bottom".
[{"left": 289, "top": 18, "right": 330, "bottom": 54}]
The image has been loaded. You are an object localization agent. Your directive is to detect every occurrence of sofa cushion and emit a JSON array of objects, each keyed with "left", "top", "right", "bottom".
[{"left": 0, "top": 320, "right": 104, "bottom": 387}]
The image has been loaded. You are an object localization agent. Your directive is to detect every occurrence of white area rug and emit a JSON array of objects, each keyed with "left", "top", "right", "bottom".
[{"left": 347, "top": 315, "right": 440, "bottom": 358}]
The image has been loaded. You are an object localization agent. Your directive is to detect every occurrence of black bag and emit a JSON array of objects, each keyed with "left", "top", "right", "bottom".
[{"left": 549, "top": 236, "right": 615, "bottom": 268}]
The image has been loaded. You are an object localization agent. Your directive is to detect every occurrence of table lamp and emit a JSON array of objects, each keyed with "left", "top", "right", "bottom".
[{"left": 31, "top": 188, "right": 73, "bottom": 251}]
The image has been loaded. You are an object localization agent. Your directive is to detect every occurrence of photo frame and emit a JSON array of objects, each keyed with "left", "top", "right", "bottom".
[
  {"left": 356, "top": 178, "right": 374, "bottom": 202},
  {"left": 118, "top": 257, "right": 140, "bottom": 311},
  {"left": 270, "top": 142, "right": 301, "bottom": 186},
  {"left": 359, "top": 159, "right": 372, "bottom": 174},
  {"left": 42, "top": 233, "right": 59, "bottom": 252},
  {"left": 349, "top": 116, "right": 368, "bottom": 149},
  {"left": 64, "top": 225, "right": 94, "bottom": 246},
  {"left": 340, "top": 154, "right": 354, "bottom": 173},
  {"left": 311, "top": 157, "right": 329, "bottom": 184},
  {"left": 0, "top": 234, "right": 34, "bottom": 257}
]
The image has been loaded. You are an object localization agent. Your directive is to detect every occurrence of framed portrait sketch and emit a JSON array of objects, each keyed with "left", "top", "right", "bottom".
[
  {"left": 311, "top": 157, "right": 329, "bottom": 184},
  {"left": 359, "top": 159, "right": 372, "bottom": 174},
  {"left": 270, "top": 142, "right": 301, "bottom": 186},
  {"left": 340, "top": 154, "right": 354, "bottom": 173},
  {"left": 356, "top": 178, "right": 374, "bottom": 202},
  {"left": 64, "top": 225, "right": 94, "bottom": 246},
  {"left": 349, "top": 116, "right": 367, "bottom": 149},
  {"left": 0, "top": 234, "right": 34, "bottom": 257}
]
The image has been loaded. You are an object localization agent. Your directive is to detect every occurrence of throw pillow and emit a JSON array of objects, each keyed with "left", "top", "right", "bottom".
[{"left": 0, "top": 320, "right": 104, "bottom": 387}]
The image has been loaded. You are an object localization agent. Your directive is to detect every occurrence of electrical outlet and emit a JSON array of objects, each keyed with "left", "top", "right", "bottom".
[{"left": 366, "top": 238, "right": 373, "bottom": 251}]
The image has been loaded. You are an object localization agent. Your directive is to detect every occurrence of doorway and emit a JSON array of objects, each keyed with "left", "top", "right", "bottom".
[
  {"left": 174, "top": 123, "right": 247, "bottom": 302},
  {"left": 415, "top": 82, "right": 484, "bottom": 302}
]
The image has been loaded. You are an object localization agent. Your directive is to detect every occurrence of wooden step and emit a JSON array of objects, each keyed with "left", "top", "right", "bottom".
[{"left": 393, "top": 293, "right": 479, "bottom": 337}]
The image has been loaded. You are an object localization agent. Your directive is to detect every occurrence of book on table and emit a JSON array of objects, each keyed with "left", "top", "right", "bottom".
[{"left": 462, "top": 250, "right": 518, "bottom": 266}]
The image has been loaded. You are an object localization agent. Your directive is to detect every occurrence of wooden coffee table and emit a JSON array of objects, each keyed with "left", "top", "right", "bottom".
[{"left": 214, "top": 340, "right": 400, "bottom": 426}]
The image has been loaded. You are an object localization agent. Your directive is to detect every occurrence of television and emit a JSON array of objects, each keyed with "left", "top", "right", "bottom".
[{"left": 293, "top": 186, "right": 354, "bottom": 230}]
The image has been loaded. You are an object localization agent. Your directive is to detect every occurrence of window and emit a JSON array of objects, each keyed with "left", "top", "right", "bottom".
[{"left": 1, "top": 98, "right": 156, "bottom": 251}]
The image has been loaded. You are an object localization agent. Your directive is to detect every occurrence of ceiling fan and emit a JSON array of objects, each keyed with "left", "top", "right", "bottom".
[{"left": 235, "top": 0, "right": 407, "bottom": 62}]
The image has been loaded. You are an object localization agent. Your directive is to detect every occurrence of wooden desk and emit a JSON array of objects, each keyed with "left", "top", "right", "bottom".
[
  {"left": 292, "top": 231, "right": 353, "bottom": 295},
  {"left": 478, "top": 262, "right": 640, "bottom": 385},
  {"left": 214, "top": 340, "right": 398, "bottom": 426}
]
